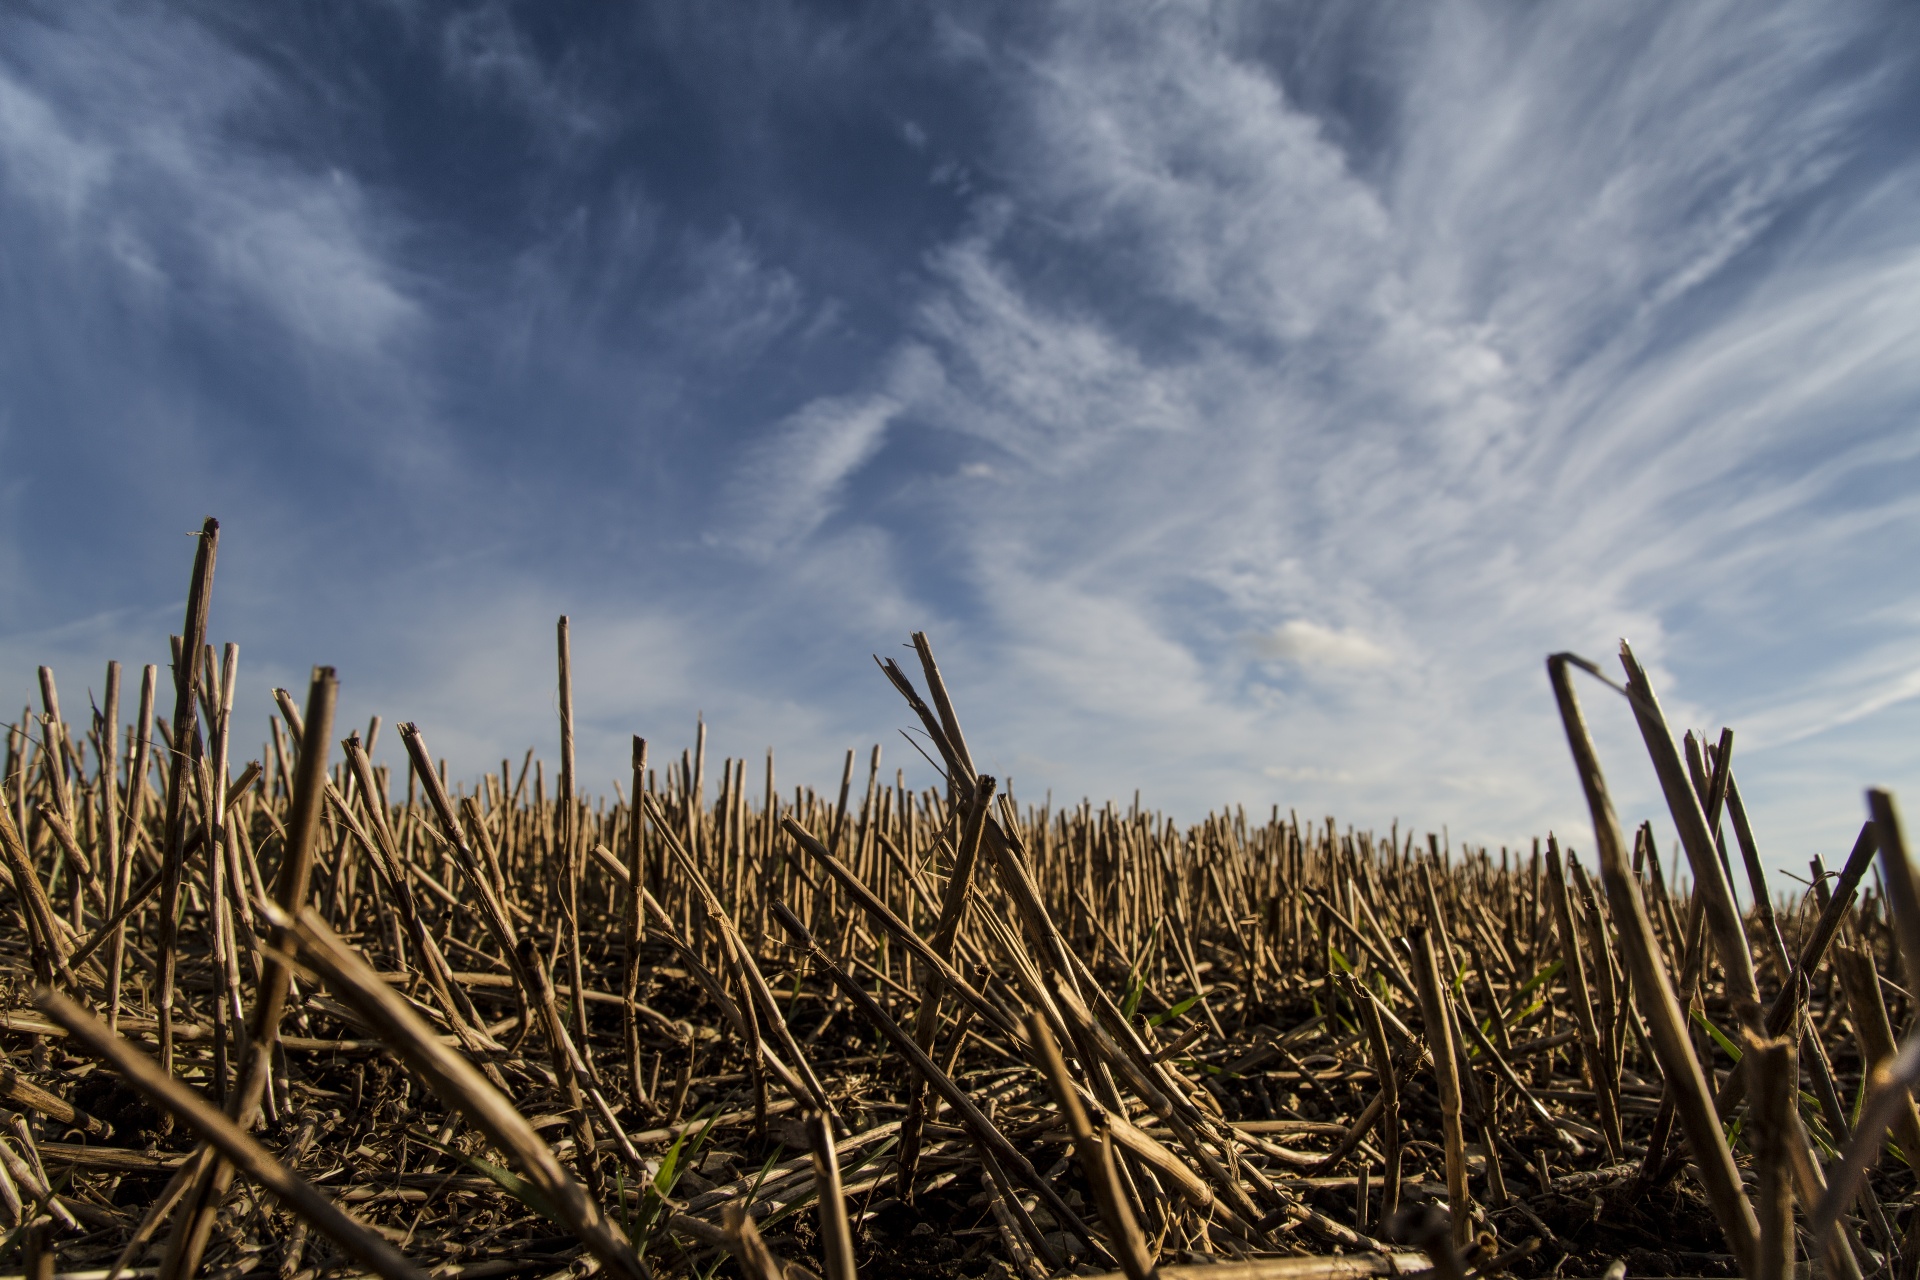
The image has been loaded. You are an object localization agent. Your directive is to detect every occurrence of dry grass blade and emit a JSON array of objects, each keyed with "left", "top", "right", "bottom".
[
  {"left": 1355, "top": 986, "right": 1402, "bottom": 1226},
  {"left": 899, "top": 773, "right": 995, "bottom": 1200},
  {"left": 1029, "top": 1013, "right": 1156, "bottom": 1280},
  {"left": 1814, "top": 1032, "right": 1920, "bottom": 1248},
  {"left": 155, "top": 518, "right": 219, "bottom": 1079},
  {"left": 724, "top": 1203, "right": 820, "bottom": 1280},
  {"left": 624, "top": 735, "right": 650, "bottom": 1116},
  {"left": 1870, "top": 790, "right": 1920, "bottom": 995},
  {"left": 67, "top": 867, "right": 163, "bottom": 968},
  {"left": 1052, "top": 1258, "right": 1428, "bottom": 1280},
  {"left": 807, "top": 1111, "right": 856, "bottom": 1280},
  {"left": 909, "top": 632, "right": 976, "bottom": 781},
  {"left": 1542, "top": 841, "right": 1620, "bottom": 1160},
  {"left": 1722, "top": 769, "right": 1792, "bottom": 973},
  {"left": 0, "top": 1128, "right": 77, "bottom": 1232},
  {"left": 104, "top": 661, "right": 157, "bottom": 1036},
  {"left": 0, "top": 1063, "right": 108, "bottom": 1138},
  {"left": 1809, "top": 790, "right": 1920, "bottom": 1251},
  {"left": 275, "top": 905, "right": 652, "bottom": 1280},
  {"left": 648, "top": 795, "right": 832, "bottom": 1118},
  {"left": 769, "top": 900, "right": 1096, "bottom": 1266},
  {"left": 1084, "top": 1095, "right": 1217, "bottom": 1216},
  {"left": 338, "top": 733, "right": 494, "bottom": 1051},
  {"left": 985, "top": 807, "right": 1275, "bottom": 1237},
  {"left": 0, "top": 802, "right": 76, "bottom": 990},
  {"left": 516, "top": 933, "right": 608, "bottom": 1187},
  {"left": 780, "top": 816, "right": 1025, "bottom": 1047},
  {"left": 33, "top": 989, "right": 425, "bottom": 1280},
  {"left": 1833, "top": 944, "right": 1920, "bottom": 1165},
  {"left": 161, "top": 664, "right": 337, "bottom": 1280},
  {"left": 1408, "top": 927, "right": 1469, "bottom": 1251},
  {"left": 33, "top": 804, "right": 103, "bottom": 915},
  {"left": 1545, "top": 654, "right": 1758, "bottom": 1274},
  {"left": 1743, "top": 1031, "right": 1794, "bottom": 1280},
  {"left": 555, "top": 617, "right": 593, "bottom": 1105},
  {"left": 100, "top": 1154, "right": 208, "bottom": 1280},
  {"left": 1617, "top": 643, "right": 1762, "bottom": 1026}
]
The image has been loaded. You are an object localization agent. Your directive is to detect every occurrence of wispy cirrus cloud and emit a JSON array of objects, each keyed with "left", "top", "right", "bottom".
[
  {"left": 0, "top": 11, "right": 418, "bottom": 359},
  {"left": 706, "top": 0, "right": 1920, "bottom": 858},
  {"left": 441, "top": 3, "right": 607, "bottom": 143},
  {"left": 3, "top": 1, "right": 1916, "bottom": 873},
  {"left": 0, "top": 4, "right": 445, "bottom": 642},
  {"left": 715, "top": 345, "right": 941, "bottom": 556}
]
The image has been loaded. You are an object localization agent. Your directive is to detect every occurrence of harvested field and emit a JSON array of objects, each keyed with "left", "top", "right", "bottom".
[{"left": 0, "top": 522, "right": 1914, "bottom": 1280}]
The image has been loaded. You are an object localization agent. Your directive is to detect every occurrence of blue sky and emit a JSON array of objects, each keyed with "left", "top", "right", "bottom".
[{"left": 3, "top": 2, "right": 1918, "bottom": 872}]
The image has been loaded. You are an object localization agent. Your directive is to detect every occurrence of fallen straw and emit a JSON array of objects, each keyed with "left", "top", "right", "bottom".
[
  {"left": 1546, "top": 653, "right": 1759, "bottom": 1274},
  {"left": 32, "top": 989, "right": 425, "bottom": 1280},
  {"left": 1812, "top": 791, "right": 1920, "bottom": 1249},
  {"left": 899, "top": 772, "right": 996, "bottom": 1200},
  {"left": 1542, "top": 839, "right": 1621, "bottom": 1160},
  {"left": 161, "top": 663, "right": 338, "bottom": 1280},
  {"left": 1407, "top": 927, "right": 1469, "bottom": 1252},
  {"left": 154, "top": 518, "right": 219, "bottom": 1079},
  {"left": 769, "top": 899, "right": 1098, "bottom": 1267},
  {"left": 0, "top": 1064, "right": 108, "bottom": 1139},
  {"left": 274, "top": 905, "right": 652, "bottom": 1280},
  {"left": 723, "top": 1202, "right": 818, "bottom": 1280},
  {"left": 1029, "top": 1012, "right": 1157, "bottom": 1280},
  {"left": 806, "top": 1110, "right": 856, "bottom": 1280},
  {"left": 1744, "top": 1030, "right": 1795, "bottom": 1280}
]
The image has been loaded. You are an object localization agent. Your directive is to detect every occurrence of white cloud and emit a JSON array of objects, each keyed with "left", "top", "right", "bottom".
[
  {"left": 0, "top": 3, "right": 453, "bottom": 535},
  {"left": 714, "top": 344, "right": 941, "bottom": 556},
  {"left": 717, "top": 392, "right": 901, "bottom": 555},
  {"left": 665, "top": 223, "right": 805, "bottom": 360},
  {"left": 725, "top": 0, "right": 1920, "bottom": 860},
  {"left": 201, "top": 179, "right": 417, "bottom": 357},
  {"left": 0, "top": 10, "right": 420, "bottom": 362},
  {"left": 0, "top": 73, "right": 109, "bottom": 222},
  {"left": 917, "top": 229, "right": 1193, "bottom": 467},
  {"left": 1006, "top": 12, "right": 1396, "bottom": 346},
  {"left": 1264, "top": 765, "right": 1355, "bottom": 785},
  {"left": 1257, "top": 621, "right": 1391, "bottom": 670}
]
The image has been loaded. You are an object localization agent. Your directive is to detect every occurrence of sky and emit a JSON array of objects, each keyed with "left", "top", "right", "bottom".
[{"left": 2, "top": 1, "right": 1918, "bottom": 876}]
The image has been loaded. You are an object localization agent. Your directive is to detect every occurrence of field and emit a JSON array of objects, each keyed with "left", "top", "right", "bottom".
[{"left": 0, "top": 522, "right": 1913, "bottom": 1280}]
